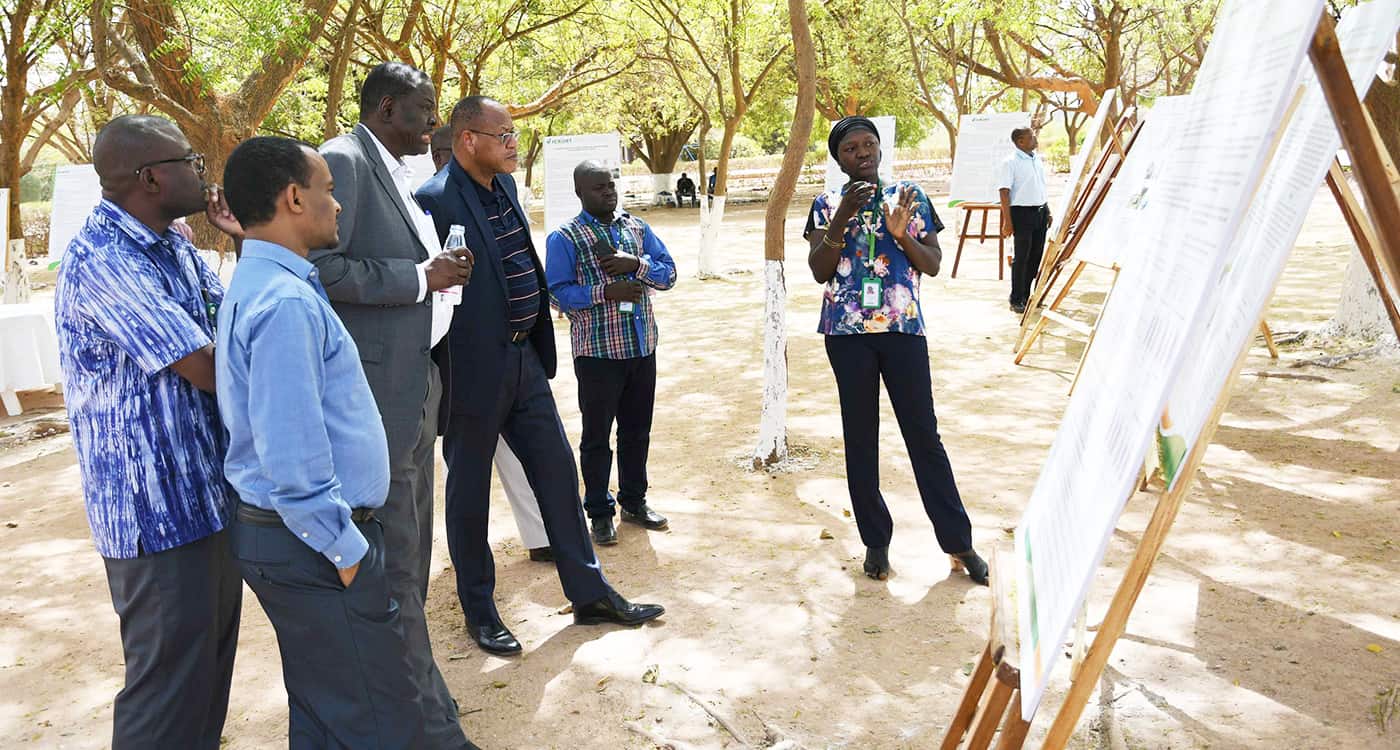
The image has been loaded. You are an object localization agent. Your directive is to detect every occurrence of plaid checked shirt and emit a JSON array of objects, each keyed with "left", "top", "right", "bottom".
[{"left": 545, "top": 211, "right": 677, "bottom": 359}]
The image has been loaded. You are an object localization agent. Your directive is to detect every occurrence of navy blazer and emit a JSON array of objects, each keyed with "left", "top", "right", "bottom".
[{"left": 414, "top": 160, "right": 557, "bottom": 429}]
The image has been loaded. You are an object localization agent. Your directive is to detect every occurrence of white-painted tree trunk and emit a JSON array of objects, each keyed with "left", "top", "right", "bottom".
[
  {"left": 752, "top": 259, "right": 788, "bottom": 467},
  {"left": 650, "top": 172, "right": 675, "bottom": 205},
  {"left": 1322, "top": 248, "right": 1398, "bottom": 343},
  {"left": 697, "top": 194, "right": 725, "bottom": 278}
]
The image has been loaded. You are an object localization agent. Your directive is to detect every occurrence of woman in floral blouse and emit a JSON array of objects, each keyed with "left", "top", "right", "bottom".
[{"left": 804, "top": 116, "right": 987, "bottom": 585}]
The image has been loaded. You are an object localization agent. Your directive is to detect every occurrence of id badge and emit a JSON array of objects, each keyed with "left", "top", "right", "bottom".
[{"left": 861, "top": 277, "right": 882, "bottom": 309}]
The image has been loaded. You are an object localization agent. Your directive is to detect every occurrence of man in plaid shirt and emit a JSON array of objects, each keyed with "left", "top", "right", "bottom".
[{"left": 546, "top": 160, "right": 677, "bottom": 545}]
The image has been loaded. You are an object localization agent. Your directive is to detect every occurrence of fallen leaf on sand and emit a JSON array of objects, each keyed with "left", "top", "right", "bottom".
[
  {"left": 642, "top": 665, "right": 659, "bottom": 684},
  {"left": 596, "top": 676, "right": 611, "bottom": 692},
  {"left": 490, "top": 681, "right": 508, "bottom": 689},
  {"left": 557, "top": 603, "right": 573, "bottom": 615},
  {"left": 819, "top": 529, "right": 834, "bottom": 540},
  {"left": 1367, "top": 644, "right": 1384, "bottom": 654}
]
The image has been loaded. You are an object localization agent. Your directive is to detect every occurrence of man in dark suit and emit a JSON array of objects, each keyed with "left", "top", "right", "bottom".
[
  {"left": 310, "top": 63, "right": 472, "bottom": 749},
  {"left": 415, "top": 95, "right": 664, "bottom": 656}
]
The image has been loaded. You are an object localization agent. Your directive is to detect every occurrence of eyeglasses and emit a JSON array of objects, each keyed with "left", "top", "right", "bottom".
[
  {"left": 468, "top": 129, "right": 518, "bottom": 146},
  {"left": 134, "top": 153, "right": 206, "bottom": 176}
]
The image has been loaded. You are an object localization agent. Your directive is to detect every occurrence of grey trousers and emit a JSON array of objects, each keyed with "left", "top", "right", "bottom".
[
  {"left": 103, "top": 530, "right": 241, "bottom": 750},
  {"left": 233, "top": 514, "right": 427, "bottom": 749},
  {"left": 380, "top": 362, "right": 470, "bottom": 749}
]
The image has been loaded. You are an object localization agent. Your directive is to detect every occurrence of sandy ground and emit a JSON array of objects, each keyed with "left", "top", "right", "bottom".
[{"left": 0, "top": 179, "right": 1397, "bottom": 750}]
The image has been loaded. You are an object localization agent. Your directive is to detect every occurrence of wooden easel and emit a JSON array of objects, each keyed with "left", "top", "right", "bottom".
[
  {"left": 1013, "top": 110, "right": 1136, "bottom": 353},
  {"left": 1011, "top": 117, "right": 1139, "bottom": 394},
  {"left": 951, "top": 202, "right": 1007, "bottom": 280},
  {"left": 942, "top": 12, "right": 1400, "bottom": 749}
]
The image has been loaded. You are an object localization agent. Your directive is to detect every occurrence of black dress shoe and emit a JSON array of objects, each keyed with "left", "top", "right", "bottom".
[
  {"left": 863, "top": 546, "right": 891, "bottom": 580},
  {"left": 573, "top": 590, "right": 664, "bottom": 626},
  {"left": 465, "top": 617, "right": 522, "bottom": 655},
  {"left": 591, "top": 517, "right": 618, "bottom": 545},
  {"left": 953, "top": 550, "right": 990, "bottom": 586},
  {"left": 528, "top": 546, "right": 554, "bottom": 562},
  {"left": 620, "top": 504, "right": 669, "bottom": 530}
]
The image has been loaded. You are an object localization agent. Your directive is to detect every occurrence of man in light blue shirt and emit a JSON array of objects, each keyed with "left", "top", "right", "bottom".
[
  {"left": 217, "top": 135, "right": 478, "bottom": 749},
  {"left": 997, "top": 126, "right": 1053, "bottom": 314}
]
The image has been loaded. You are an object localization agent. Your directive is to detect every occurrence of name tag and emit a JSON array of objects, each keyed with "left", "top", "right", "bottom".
[{"left": 861, "top": 277, "right": 882, "bottom": 309}]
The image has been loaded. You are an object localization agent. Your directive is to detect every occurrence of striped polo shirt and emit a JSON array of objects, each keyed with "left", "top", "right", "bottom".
[{"left": 473, "top": 177, "right": 539, "bottom": 333}]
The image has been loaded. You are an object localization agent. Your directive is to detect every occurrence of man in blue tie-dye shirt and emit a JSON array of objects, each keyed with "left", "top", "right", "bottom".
[{"left": 53, "top": 115, "right": 244, "bottom": 750}]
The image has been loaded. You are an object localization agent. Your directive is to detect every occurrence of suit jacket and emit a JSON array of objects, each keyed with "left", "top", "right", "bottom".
[
  {"left": 310, "top": 124, "right": 434, "bottom": 434},
  {"left": 414, "top": 159, "right": 556, "bottom": 428}
]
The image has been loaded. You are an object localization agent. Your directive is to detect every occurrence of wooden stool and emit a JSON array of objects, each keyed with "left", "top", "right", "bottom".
[{"left": 951, "top": 202, "right": 1006, "bottom": 280}]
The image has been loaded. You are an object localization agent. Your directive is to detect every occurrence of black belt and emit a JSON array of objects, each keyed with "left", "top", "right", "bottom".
[
  {"left": 510, "top": 330, "right": 531, "bottom": 344},
  {"left": 237, "top": 502, "right": 374, "bottom": 528}
]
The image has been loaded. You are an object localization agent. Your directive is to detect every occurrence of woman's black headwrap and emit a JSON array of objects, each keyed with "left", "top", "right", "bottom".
[{"left": 828, "top": 116, "right": 880, "bottom": 158}]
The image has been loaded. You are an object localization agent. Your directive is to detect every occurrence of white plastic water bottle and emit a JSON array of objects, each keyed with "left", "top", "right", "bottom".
[{"left": 438, "top": 224, "right": 467, "bottom": 306}]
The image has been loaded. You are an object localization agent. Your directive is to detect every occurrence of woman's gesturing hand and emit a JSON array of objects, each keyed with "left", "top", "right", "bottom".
[{"left": 882, "top": 185, "right": 917, "bottom": 241}]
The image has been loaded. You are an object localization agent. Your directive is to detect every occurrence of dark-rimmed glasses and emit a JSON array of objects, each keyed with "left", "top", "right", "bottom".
[
  {"left": 468, "top": 129, "right": 518, "bottom": 146},
  {"left": 134, "top": 153, "right": 206, "bottom": 176}
]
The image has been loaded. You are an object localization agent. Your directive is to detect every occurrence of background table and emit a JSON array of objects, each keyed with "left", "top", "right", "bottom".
[{"left": 0, "top": 303, "right": 62, "bottom": 416}]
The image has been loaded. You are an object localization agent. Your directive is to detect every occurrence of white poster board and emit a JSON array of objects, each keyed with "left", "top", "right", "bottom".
[
  {"left": 1071, "top": 96, "right": 1191, "bottom": 268},
  {"left": 543, "top": 134, "right": 621, "bottom": 234},
  {"left": 1157, "top": 0, "right": 1400, "bottom": 487},
  {"left": 823, "top": 116, "right": 896, "bottom": 191},
  {"left": 47, "top": 164, "right": 101, "bottom": 259},
  {"left": 948, "top": 111, "right": 1031, "bottom": 205},
  {"left": 1013, "top": 0, "right": 1323, "bottom": 719}
]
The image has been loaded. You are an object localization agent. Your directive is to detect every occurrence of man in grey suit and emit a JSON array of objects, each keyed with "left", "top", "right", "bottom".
[{"left": 310, "top": 62, "right": 473, "bottom": 749}]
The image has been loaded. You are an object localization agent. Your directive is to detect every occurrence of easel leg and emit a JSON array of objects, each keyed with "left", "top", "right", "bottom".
[
  {"left": 1067, "top": 265, "right": 1120, "bottom": 396},
  {"left": 1, "top": 391, "right": 21, "bottom": 417},
  {"left": 994, "top": 693, "right": 1031, "bottom": 750},
  {"left": 968, "top": 678, "right": 1014, "bottom": 750},
  {"left": 942, "top": 645, "right": 996, "bottom": 750},
  {"left": 953, "top": 208, "right": 973, "bottom": 279},
  {"left": 1259, "top": 320, "right": 1280, "bottom": 359},
  {"left": 1015, "top": 262, "right": 1087, "bottom": 364}
]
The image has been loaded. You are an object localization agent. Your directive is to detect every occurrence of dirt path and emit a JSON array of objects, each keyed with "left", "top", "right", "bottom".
[{"left": 0, "top": 183, "right": 1396, "bottom": 749}]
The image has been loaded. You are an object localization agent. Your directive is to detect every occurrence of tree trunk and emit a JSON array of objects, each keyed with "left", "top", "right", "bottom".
[
  {"left": 322, "top": 0, "right": 363, "bottom": 141},
  {"left": 753, "top": 0, "right": 815, "bottom": 468},
  {"left": 2, "top": 13, "right": 31, "bottom": 241}
]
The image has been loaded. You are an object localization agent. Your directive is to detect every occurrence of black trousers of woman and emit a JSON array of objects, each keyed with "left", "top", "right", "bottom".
[{"left": 825, "top": 332, "right": 974, "bottom": 554}]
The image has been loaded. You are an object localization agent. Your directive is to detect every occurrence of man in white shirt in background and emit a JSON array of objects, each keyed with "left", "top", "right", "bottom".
[{"left": 998, "top": 126, "right": 1053, "bottom": 315}]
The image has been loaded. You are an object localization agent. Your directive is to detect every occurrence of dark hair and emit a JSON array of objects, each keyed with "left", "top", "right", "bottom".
[
  {"left": 449, "top": 95, "right": 497, "bottom": 135},
  {"left": 359, "top": 62, "right": 430, "bottom": 120},
  {"left": 1011, "top": 127, "right": 1033, "bottom": 143},
  {"left": 225, "top": 136, "right": 315, "bottom": 228}
]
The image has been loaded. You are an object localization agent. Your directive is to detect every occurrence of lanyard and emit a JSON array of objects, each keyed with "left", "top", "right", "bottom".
[{"left": 858, "top": 182, "right": 882, "bottom": 267}]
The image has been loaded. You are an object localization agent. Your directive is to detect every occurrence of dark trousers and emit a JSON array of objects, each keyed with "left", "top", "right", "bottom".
[
  {"left": 1009, "top": 204, "right": 1050, "bottom": 305},
  {"left": 575, "top": 353, "right": 657, "bottom": 519},
  {"left": 442, "top": 339, "right": 611, "bottom": 624},
  {"left": 379, "top": 363, "right": 466, "bottom": 748},
  {"left": 824, "top": 333, "right": 974, "bottom": 554},
  {"left": 232, "top": 512, "right": 428, "bottom": 750},
  {"left": 103, "top": 531, "right": 241, "bottom": 750}
]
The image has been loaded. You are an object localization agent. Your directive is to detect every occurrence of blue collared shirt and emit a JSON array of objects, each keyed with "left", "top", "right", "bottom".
[
  {"left": 54, "top": 200, "right": 231, "bottom": 559},
  {"left": 997, "top": 149, "right": 1049, "bottom": 206},
  {"left": 216, "top": 240, "right": 389, "bottom": 568}
]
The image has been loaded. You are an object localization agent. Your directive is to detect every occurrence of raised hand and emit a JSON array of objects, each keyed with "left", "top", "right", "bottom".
[
  {"left": 204, "top": 185, "right": 244, "bottom": 240},
  {"left": 882, "top": 185, "right": 916, "bottom": 240}
]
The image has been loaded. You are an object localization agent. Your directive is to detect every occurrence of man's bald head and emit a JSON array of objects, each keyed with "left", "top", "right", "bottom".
[
  {"left": 92, "top": 114, "right": 206, "bottom": 224},
  {"left": 92, "top": 115, "right": 188, "bottom": 195},
  {"left": 573, "top": 160, "right": 617, "bottom": 219},
  {"left": 572, "top": 160, "right": 610, "bottom": 184}
]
